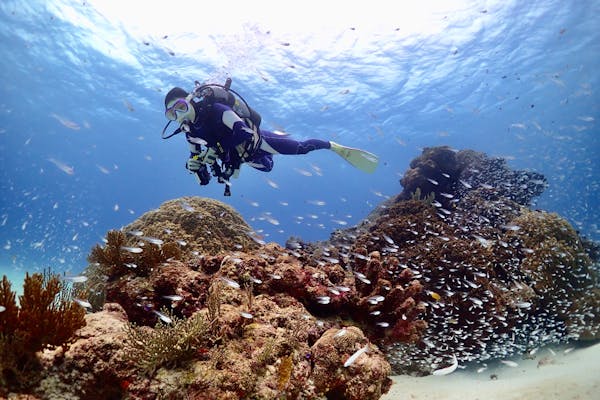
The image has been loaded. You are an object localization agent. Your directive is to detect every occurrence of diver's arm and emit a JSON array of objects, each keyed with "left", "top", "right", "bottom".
[{"left": 213, "top": 103, "right": 254, "bottom": 148}]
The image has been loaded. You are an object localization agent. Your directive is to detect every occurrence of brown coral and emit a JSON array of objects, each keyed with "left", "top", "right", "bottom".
[
  {"left": 122, "top": 196, "right": 260, "bottom": 258},
  {"left": 0, "top": 276, "right": 18, "bottom": 336},
  {"left": 88, "top": 229, "right": 181, "bottom": 279},
  {"left": 310, "top": 326, "right": 392, "bottom": 400},
  {"left": 314, "top": 146, "right": 597, "bottom": 374},
  {"left": 18, "top": 272, "right": 86, "bottom": 351},
  {"left": 37, "top": 303, "right": 133, "bottom": 400},
  {"left": 0, "top": 271, "right": 86, "bottom": 394}
]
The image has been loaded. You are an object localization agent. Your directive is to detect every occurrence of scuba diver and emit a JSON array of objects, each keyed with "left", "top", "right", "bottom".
[{"left": 161, "top": 78, "right": 379, "bottom": 196}]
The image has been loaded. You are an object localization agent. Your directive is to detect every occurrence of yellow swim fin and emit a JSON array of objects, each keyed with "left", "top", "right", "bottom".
[{"left": 330, "top": 141, "right": 379, "bottom": 173}]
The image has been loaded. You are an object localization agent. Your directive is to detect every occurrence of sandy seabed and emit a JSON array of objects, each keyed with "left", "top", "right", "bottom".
[{"left": 381, "top": 343, "right": 600, "bottom": 400}]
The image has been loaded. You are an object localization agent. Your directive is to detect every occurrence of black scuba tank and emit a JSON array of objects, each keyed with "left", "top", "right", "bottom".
[{"left": 192, "top": 79, "right": 262, "bottom": 131}]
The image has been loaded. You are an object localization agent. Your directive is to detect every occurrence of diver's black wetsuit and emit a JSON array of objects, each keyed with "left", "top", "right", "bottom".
[{"left": 185, "top": 102, "right": 330, "bottom": 173}]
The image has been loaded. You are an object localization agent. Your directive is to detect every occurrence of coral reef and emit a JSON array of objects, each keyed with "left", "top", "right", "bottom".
[
  {"left": 311, "top": 326, "right": 392, "bottom": 399},
  {"left": 316, "top": 146, "right": 598, "bottom": 374},
  {"left": 37, "top": 303, "right": 133, "bottom": 400},
  {"left": 4, "top": 146, "right": 598, "bottom": 398},
  {"left": 0, "top": 270, "right": 86, "bottom": 394},
  {"left": 122, "top": 196, "right": 260, "bottom": 258},
  {"left": 398, "top": 146, "right": 547, "bottom": 207}
]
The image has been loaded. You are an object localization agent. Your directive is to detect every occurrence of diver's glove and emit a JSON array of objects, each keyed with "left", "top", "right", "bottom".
[
  {"left": 186, "top": 156, "right": 202, "bottom": 172},
  {"left": 198, "top": 147, "right": 218, "bottom": 165},
  {"left": 196, "top": 164, "right": 211, "bottom": 185}
]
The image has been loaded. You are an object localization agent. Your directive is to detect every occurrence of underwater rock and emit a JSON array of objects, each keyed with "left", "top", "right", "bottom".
[
  {"left": 320, "top": 146, "right": 598, "bottom": 375},
  {"left": 310, "top": 326, "right": 392, "bottom": 400},
  {"left": 36, "top": 303, "right": 132, "bottom": 400},
  {"left": 398, "top": 146, "right": 547, "bottom": 207},
  {"left": 0, "top": 271, "right": 86, "bottom": 395},
  {"left": 399, "top": 146, "right": 461, "bottom": 204},
  {"left": 507, "top": 210, "right": 600, "bottom": 340},
  {"left": 16, "top": 146, "right": 599, "bottom": 398},
  {"left": 104, "top": 259, "right": 211, "bottom": 326},
  {"left": 123, "top": 196, "right": 259, "bottom": 258},
  {"left": 67, "top": 197, "right": 395, "bottom": 398}
]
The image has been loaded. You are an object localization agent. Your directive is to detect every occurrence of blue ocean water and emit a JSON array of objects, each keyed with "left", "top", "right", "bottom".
[{"left": 0, "top": 0, "right": 598, "bottom": 284}]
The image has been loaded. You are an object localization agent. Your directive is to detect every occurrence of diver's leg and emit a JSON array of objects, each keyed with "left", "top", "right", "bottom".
[
  {"left": 260, "top": 131, "right": 331, "bottom": 155},
  {"left": 246, "top": 151, "right": 274, "bottom": 172},
  {"left": 258, "top": 130, "right": 379, "bottom": 173}
]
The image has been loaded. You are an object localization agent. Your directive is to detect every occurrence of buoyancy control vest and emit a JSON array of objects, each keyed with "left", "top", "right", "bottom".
[
  {"left": 161, "top": 78, "right": 262, "bottom": 140},
  {"left": 190, "top": 78, "right": 262, "bottom": 132}
]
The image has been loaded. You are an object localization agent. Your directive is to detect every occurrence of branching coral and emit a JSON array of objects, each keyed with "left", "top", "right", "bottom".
[
  {"left": 18, "top": 271, "right": 86, "bottom": 351},
  {"left": 0, "top": 276, "right": 18, "bottom": 336},
  {"left": 0, "top": 270, "right": 86, "bottom": 393},
  {"left": 88, "top": 229, "right": 182, "bottom": 280},
  {"left": 124, "top": 310, "right": 211, "bottom": 376}
]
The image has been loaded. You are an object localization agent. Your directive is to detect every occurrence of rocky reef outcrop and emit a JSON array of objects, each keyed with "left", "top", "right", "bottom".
[
  {"left": 2, "top": 146, "right": 598, "bottom": 399},
  {"left": 317, "top": 146, "right": 599, "bottom": 374}
]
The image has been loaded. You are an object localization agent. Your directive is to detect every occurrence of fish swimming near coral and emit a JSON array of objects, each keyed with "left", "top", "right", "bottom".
[
  {"left": 344, "top": 344, "right": 369, "bottom": 368},
  {"left": 141, "top": 236, "right": 164, "bottom": 246},
  {"left": 220, "top": 277, "right": 240, "bottom": 289},
  {"left": 63, "top": 275, "right": 88, "bottom": 283},
  {"left": 120, "top": 246, "right": 143, "bottom": 254},
  {"left": 74, "top": 298, "right": 92, "bottom": 309},
  {"left": 432, "top": 354, "right": 458, "bottom": 376},
  {"left": 162, "top": 295, "right": 183, "bottom": 301},
  {"left": 153, "top": 310, "right": 172, "bottom": 324}
]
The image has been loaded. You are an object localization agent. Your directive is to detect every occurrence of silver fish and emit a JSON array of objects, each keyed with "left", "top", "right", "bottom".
[
  {"left": 500, "top": 360, "right": 518, "bottom": 368},
  {"left": 382, "top": 234, "right": 395, "bottom": 245},
  {"left": 63, "top": 275, "right": 88, "bottom": 283},
  {"left": 516, "top": 301, "right": 532, "bottom": 309},
  {"left": 141, "top": 236, "right": 164, "bottom": 245},
  {"left": 432, "top": 354, "right": 458, "bottom": 376},
  {"left": 153, "top": 310, "right": 172, "bottom": 324},
  {"left": 459, "top": 179, "right": 472, "bottom": 189},
  {"left": 74, "top": 298, "right": 92, "bottom": 309},
  {"left": 162, "top": 295, "right": 183, "bottom": 301},
  {"left": 121, "top": 246, "right": 143, "bottom": 254},
  {"left": 180, "top": 201, "right": 195, "bottom": 212},
  {"left": 344, "top": 344, "right": 369, "bottom": 367},
  {"left": 334, "top": 328, "right": 347, "bottom": 338},
  {"left": 220, "top": 277, "right": 240, "bottom": 289}
]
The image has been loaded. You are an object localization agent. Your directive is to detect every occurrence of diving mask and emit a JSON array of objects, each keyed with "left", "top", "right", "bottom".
[{"left": 165, "top": 98, "right": 195, "bottom": 123}]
